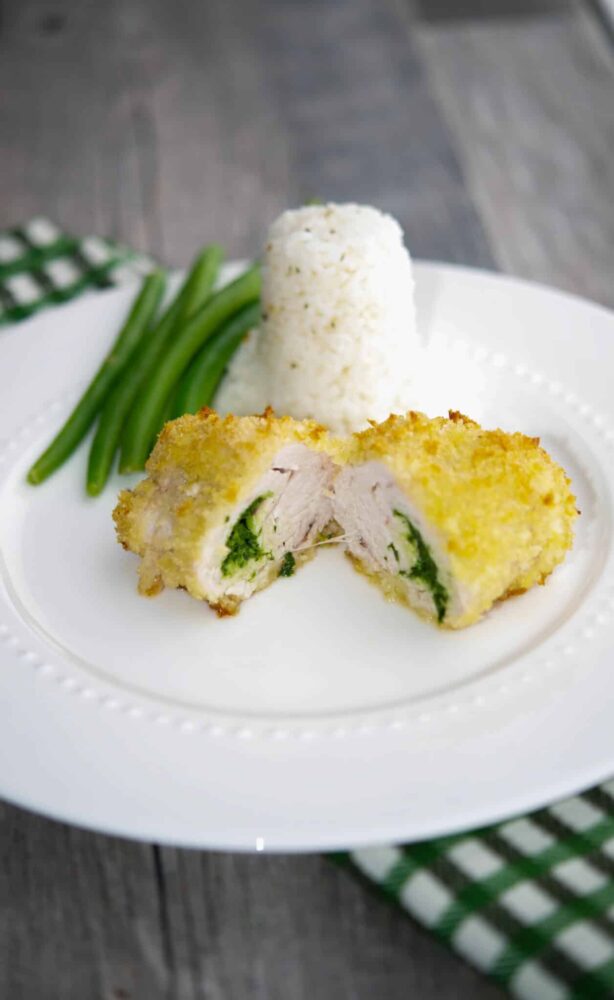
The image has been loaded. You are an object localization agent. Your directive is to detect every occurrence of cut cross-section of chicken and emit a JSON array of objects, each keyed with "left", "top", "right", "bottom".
[
  {"left": 196, "top": 442, "right": 336, "bottom": 612},
  {"left": 333, "top": 460, "right": 454, "bottom": 623},
  {"left": 113, "top": 409, "right": 338, "bottom": 615},
  {"left": 114, "top": 407, "right": 577, "bottom": 628},
  {"left": 333, "top": 411, "right": 577, "bottom": 629}
]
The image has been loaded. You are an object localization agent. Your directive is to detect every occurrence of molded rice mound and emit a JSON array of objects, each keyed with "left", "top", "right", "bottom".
[{"left": 216, "top": 203, "right": 419, "bottom": 433}]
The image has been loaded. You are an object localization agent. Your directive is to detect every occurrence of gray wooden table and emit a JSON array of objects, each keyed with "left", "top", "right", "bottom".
[{"left": 1, "top": 0, "right": 612, "bottom": 996}]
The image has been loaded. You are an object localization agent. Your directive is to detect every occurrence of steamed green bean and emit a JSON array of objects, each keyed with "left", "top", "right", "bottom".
[
  {"left": 119, "top": 265, "right": 260, "bottom": 472},
  {"left": 86, "top": 246, "right": 222, "bottom": 495},
  {"left": 27, "top": 269, "right": 166, "bottom": 486},
  {"left": 172, "top": 302, "right": 259, "bottom": 418}
]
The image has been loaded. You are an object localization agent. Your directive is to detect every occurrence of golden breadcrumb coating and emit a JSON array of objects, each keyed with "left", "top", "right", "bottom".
[
  {"left": 344, "top": 410, "right": 577, "bottom": 627},
  {"left": 113, "top": 408, "right": 339, "bottom": 608},
  {"left": 114, "top": 406, "right": 577, "bottom": 629}
]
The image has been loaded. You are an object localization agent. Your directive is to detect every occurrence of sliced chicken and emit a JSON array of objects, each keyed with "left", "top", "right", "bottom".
[
  {"left": 114, "top": 408, "right": 577, "bottom": 629},
  {"left": 114, "top": 409, "right": 338, "bottom": 615},
  {"left": 333, "top": 411, "right": 577, "bottom": 628}
]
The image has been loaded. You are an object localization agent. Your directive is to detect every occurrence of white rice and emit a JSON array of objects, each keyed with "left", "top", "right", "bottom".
[{"left": 215, "top": 203, "right": 419, "bottom": 433}]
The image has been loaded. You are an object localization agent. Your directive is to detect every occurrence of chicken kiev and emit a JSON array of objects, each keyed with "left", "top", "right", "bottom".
[
  {"left": 333, "top": 411, "right": 577, "bottom": 628},
  {"left": 113, "top": 409, "right": 337, "bottom": 615},
  {"left": 114, "top": 409, "right": 576, "bottom": 627}
]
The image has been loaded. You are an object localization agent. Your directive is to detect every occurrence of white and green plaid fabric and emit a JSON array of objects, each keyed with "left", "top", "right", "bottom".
[
  {"left": 0, "top": 218, "right": 156, "bottom": 326},
  {"left": 3, "top": 220, "right": 614, "bottom": 999},
  {"left": 346, "top": 783, "right": 614, "bottom": 998}
]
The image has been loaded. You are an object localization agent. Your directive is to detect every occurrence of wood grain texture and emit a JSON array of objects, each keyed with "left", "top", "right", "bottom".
[
  {"left": 0, "top": 0, "right": 493, "bottom": 267},
  {"left": 0, "top": 0, "right": 611, "bottom": 997},
  {"left": 0, "top": 800, "right": 504, "bottom": 1000},
  {"left": 153, "top": 849, "right": 504, "bottom": 1000},
  {"left": 0, "top": 802, "right": 169, "bottom": 999},
  {"left": 415, "top": 2, "right": 614, "bottom": 305}
]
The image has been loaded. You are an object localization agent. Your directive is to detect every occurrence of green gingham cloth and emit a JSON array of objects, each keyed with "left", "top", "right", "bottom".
[
  {"left": 3, "top": 220, "right": 614, "bottom": 999},
  {"left": 0, "top": 217, "right": 156, "bottom": 325}
]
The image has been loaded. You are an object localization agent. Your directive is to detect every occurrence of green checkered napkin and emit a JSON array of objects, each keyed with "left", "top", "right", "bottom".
[
  {"left": 345, "top": 787, "right": 614, "bottom": 999},
  {"left": 0, "top": 218, "right": 156, "bottom": 325},
  {"left": 3, "top": 220, "right": 614, "bottom": 999}
]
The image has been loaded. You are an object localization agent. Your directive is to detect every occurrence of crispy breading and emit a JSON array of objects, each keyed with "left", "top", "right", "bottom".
[
  {"left": 341, "top": 410, "right": 577, "bottom": 627},
  {"left": 113, "top": 408, "right": 339, "bottom": 606},
  {"left": 114, "top": 407, "right": 577, "bottom": 628}
]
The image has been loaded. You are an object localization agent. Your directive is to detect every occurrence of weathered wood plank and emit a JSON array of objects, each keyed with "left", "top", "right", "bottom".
[
  {"left": 0, "top": 0, "right": 163, "bottom": 253},
  {"left": 0, "top": 0, "right": 494, "bottom": 267},
  {"left": 0, "top": 797, "right": 503, "bottom": 999},
  {"left": 0, "top": 802, "right": 169, "bottom": 999},
  {"left": 150, "top": 848, "right": 504, "bottom": 999},
  {"left": 233, "top": 0, "right": 494, "bottom": 265},
  {"left": 415, "top": 2, "right": 614, "bottom": 305}
]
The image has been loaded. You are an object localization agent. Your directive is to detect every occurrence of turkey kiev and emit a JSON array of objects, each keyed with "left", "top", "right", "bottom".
[{"left": 114, "top": 409, "right": 577, "bottom": 627}]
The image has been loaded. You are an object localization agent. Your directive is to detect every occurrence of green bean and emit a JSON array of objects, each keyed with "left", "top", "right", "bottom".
[
  {"left": 86, "top": 246, "right": 222, "bottom": 495},
  {"left": 120, "top": 265, "right": 261, "bottom": 472},
  {"left": 157, "top": 390, "right": 178, "bottom": 431},
  {"left": 172, "top": 302, "right": 260, "bottom": 418},
  {"left": 166, "top": 244, "right": 224, "bottom": 330},
  {"left": 27, "top": 269, "right": 166, "bottom": 486}
]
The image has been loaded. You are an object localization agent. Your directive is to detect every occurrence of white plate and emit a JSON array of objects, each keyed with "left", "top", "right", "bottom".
[{"left": 0, "top": 263, "right": 613, "bottom": 852}]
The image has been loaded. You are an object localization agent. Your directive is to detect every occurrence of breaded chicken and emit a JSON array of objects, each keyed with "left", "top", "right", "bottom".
[
  {"left": 115, "top": 408, "right": 576, "bottom": 628},
  {"left": 114, "top": 409, "right": 338, "bottom": 615},
  {"left": 333, "top": 411, "right": 577, "bottom": 628}
]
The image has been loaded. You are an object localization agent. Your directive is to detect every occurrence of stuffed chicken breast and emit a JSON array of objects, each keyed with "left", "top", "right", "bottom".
[
  {"left": 113, "top": 409, "right": 338, "bottom": 615},
  {"left": 333, "top": 411, "right": 577, "bottom": 629},
  {"left": 114, "top": 406, "right": 577, "bottom": 628}
]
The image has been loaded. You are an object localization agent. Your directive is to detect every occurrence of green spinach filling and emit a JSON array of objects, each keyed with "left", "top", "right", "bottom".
[
  {"left": 393, "top": 510, "right": 448, "bottom": 623},
  {"left": 387, "top": 542, "right": 400, "bottom": 564},
  {"left": 279, "top": 552, "right": 296, "bottom": 578},
  {"left": 221, "top": 495, "right": 271, "bottom": 578}
]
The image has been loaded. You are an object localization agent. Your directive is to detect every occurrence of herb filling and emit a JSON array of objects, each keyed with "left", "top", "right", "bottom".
[
  {"left": 387, "top": 542, "right": 400, "bottom": 564},
  {"left": 221, "top": 495, "right": 271, "bottom": 578},
  {"left": 279, "top": 552, "right": 296, "bottom": 578},
  {"left": 393, "top": 510, "right": 448, "bottom": 623}
]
